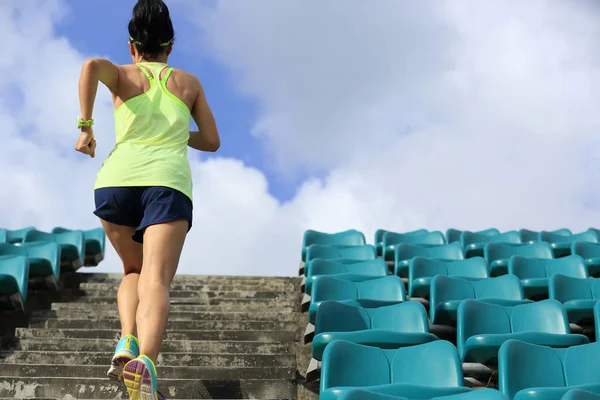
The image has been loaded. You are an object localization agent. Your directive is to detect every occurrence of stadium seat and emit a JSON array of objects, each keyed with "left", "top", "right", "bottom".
[
  {"left": 548, "top": 274, "right": 600, "bottom": 325},
  {"left": 408, "top": 257, "right": 489, "bottom": 298},
  {"left": 52, "top": 227, "right": 105, "bottom": 266},
  {"left": 0, "top": 255, "right": 29, "bottom": 311},
  {"left": 395, "top": 243, "right": 464, "bottom": 278},
  {"left": 382, "top": 231, "right": 446, "bottom": 262},
  {"left": 457, "top": 299, "right": 589, "bottom": 363},
  {"left": 305, "top": 244, "right": 376, "bottom": 266},
  {"left": 519, "top": 228, "right": 572, "bottom": 243},
  {"left": 508, "top": 255, "right": 588, "bottom": 299},
  {"left": 484, "top": 242, "right": 553, "bottom": 276},
  {"left": 498, "top": 339, "right": 600, "bottom": 400},
  {"left": 312, "top": 300, "right": 438, "bottom": 360},
  {"left": 0, "top": 242, "right": 61, "bottom": 290},
  {"left": 22, "top": 229, "right": 84, "bottom": 271},
  {"left": 561, "top": 390, "right": 600, "bottom": 400},
  {"left": 539, "top": 231, "right": 599, "bottom": 258},
  {"left": 571, "top": 242, "right": 600, "bottom": 277},
  {"left": 307, "top": 275, "right": 406, "bottom": 325},
  {"left": 301, "top": 230, "right": 366, "bottom": 262},
  {"left": 304, "top": 258, "right": 388, "bottom": 294},
  {"left": 0, "top": 226, "right": 35, "bottom": 244},
  {"left": 338, "top": 388, "right": 507, "bottom": 400},
  {"left": 446, "top": 228, "right": 500, "bottom": 244},
  {"left": 430, "top": 275, "right": 532, "bottom": 326},
  {"left": 320, "top": 340, "right": 472, "bottom": 400},
  {"left": 460, "top": 231, "right": 521, "bottom": 258},
  {"left": 375, "top": 229, "right": 428, "bottom": 257}
]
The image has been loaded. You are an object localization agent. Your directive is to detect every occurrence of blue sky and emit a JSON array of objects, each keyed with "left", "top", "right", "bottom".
[{"left": 53, "top": 0, "right": 306, "bottom": 202}]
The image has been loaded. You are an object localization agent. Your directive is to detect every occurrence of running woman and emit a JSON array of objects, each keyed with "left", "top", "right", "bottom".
[{"left": 75, "top": 0, "right": 220, "bottom": 398}]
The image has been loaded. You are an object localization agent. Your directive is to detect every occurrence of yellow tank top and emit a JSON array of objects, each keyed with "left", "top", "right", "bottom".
[{"left": 94, "top": 62, "right": 193, "bottom": 201}]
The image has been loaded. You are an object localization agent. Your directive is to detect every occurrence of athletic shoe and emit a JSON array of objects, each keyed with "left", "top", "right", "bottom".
[
  {"left": 123, "top": 355, "right": 162, "bottom": 400},
  {"left": 107, "top": 332, "right": 140, "bottom": 381}
]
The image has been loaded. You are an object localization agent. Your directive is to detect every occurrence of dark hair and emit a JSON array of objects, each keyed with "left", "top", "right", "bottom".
[{"left": 128, "top": 0, "right": 175, "bottom": 59}]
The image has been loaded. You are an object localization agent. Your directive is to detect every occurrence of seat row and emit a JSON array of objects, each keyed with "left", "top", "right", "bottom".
[{"left": 0, "top": 226, "right": 105, "bottom": 311}]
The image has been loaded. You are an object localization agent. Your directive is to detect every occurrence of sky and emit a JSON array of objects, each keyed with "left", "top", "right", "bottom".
[{"left": 1, "top": 0, "right": 600, "bottom": 276}]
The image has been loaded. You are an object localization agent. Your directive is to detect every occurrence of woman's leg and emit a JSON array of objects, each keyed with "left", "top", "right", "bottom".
[
  {"left": 99, "top": 220, "right": 143, "bottom": 337},
  {"left": 136, "top": 220, "right": 188, "bottom": 362}
]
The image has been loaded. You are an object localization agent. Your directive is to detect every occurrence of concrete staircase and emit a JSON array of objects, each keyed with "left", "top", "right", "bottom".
[{"left": 0, "top": 273, "right": 304, "bottom": 399}]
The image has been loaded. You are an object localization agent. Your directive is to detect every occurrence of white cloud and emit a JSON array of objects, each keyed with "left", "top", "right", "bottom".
[{"left": 1, "top": 0, "right": 600, "bottom": 278}]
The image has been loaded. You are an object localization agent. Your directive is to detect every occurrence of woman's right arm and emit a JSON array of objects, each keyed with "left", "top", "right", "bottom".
[{"left": 189, "top": 76, "right": 220, "bottom": 152}]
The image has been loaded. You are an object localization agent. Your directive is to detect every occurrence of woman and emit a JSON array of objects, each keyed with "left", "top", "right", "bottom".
[{"left": 75, "top": 0, "right": 220, "bottom": 398}]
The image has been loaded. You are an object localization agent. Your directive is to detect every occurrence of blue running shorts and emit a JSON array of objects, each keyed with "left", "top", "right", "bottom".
[{"left": 93, "top": 186, "right": 193, "bottom": 243}]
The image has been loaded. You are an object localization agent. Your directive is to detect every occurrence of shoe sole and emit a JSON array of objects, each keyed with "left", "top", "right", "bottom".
[
  {"left": 123, "top": 359, "right": 157, "bottom": 400},
  {"left": 107, "top": 352, "right": 136, "bottom": 382}
]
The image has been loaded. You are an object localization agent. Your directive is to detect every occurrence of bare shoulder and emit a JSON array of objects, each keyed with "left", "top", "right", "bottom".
[{"left": 171, "top": 67, "right": 201, "bottom": 87}]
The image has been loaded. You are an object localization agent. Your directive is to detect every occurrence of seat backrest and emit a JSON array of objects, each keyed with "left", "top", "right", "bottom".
[
  {"left": 572, "top": 241, "right": 600, "bottom": 259},
  {"left": 544, "top": 255, "right": 589, "bottom": 279},
  {"left": 6, "top": 226, "right": 36, "bottom": 244},
  {"left": 321, "top": 341, "right": 391, "bottom": 390},
  {"left": 461, "top": 230, "right": 521, "bottom": 247},
  {"left": 510, "top": 255, "right": 588, "bottom": 280},
  {"left": 368, "top": 301, "right": 429, "bottom": 333},
  {"left": 541, "top": 230, "right": 598, "bottom": 244},
  {"left": 383, "top": 231, "right": 445, "bottom": 247},
  {"left": 315, "top": 301, "right": 370, "bottom": 334},
  {"left": 563, "top": 341, "right": 600, "bottom": 386},
  {"left": 549, "top": 274, "right": 594, "bottom": 303},
  {"left": 306, "top": 244, "right": 376, "bottom": 262},
  {"left": 473, "top": 275, "right": 525, "bottom": 300},
  {"left": 0, "top": 229, "right": 6, "bottom": 243},
  {"left": 23, "top": 229, "right": 55, "bottom": 243},
  {"left": 447, "top": 228, "right": 500, "bottom": 243},
  {"left": 457, "top": 300, "right": 511, "bottom": 356},
  {"left": 484, "top": 242, "right": 553, "bottom": 263},
  {"left": 396, "top": 243, "right": 464, "bottom": 262},
  {"left": 0, "top": 243, "right": 26, "bottom": 256},
  {"left": 307, "top": 259, "right": 387, "bottom": 278},
  {"left": 389, "top": 340, "right": 463, "bottom": 387},
  {"left": 509, "top": 299, "right": 570, "bottom": 334},
  {"left": 376, "top": 229, "right": 428, "bottom": 245},
  {"left": 356, "top": 276, "right": 407, "bottom": 302},
  {"left": 430, "top": 276, "right": 476, "bottom": 324},
  {"left": 311, "top": 276, "right": 358, "bottom": 302},
  {"left": 446, "top": 257, "right": 489, "bottom": 278},
  {"left": 303, "top": 229, "right": 366, "bottom": 249},
  {"left": 498, "top": 339, "right": 566, "bottom": 399}
]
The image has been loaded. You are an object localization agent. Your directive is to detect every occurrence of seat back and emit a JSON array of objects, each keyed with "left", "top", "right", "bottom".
[
  {"left": 447, "top": 228, "right": 499, "bottom": 243},
  {"left": 311, "top": 276, "right": 358, "bottom": 302},
  {"left": 306, "top": 244, "right": 376, "bottom": 262},
  {"left": 5, "top": 226, "right": 36, "bottom": 244},
  {"left": 498, "top": 339, "right": 566, "bottom": 399},
  {"left": 321, "top": 340, "right": 391, "bottom": 390},
  {"left": 0, "top": 243, "right": 27, "bottom": 256},
  {"left": 541, "top": 230, "right": 598, "bottom": 245},
  {"left": 460, "top": 231, "right": 521, "bottom": 247},
  {"left": 315, "top": 301, "right": 370, "bottom": 334},
  {"left": 356, "top": 276, "right": 407, "bottom": 302},
  {"left": 303, "top": 229, "right": 366, "bottom": 248},
  {"left": 457, "top": 300, "right": 511, "bottom": 357},
  {"left": 20, "top": 241, "right": 62, "bottom": 279},
  {"left": 383, "top": 231, "right": 445, "bottom": 247},
  {"left": 0, "top": 229, "right": 6, "bottom": 243},
  {"left": 23, "top": 230, "right": 55, "bottom": 243},
  {"left": 369, "top": 301, "right": 430, "bottom": 333},
  {"left": 520, "top": 228, "right": 572, "bottom": 242},
  {"left": 572, "top": 241, "right": 600, "bottom": 259},
  {"left": 0, "top": 255, "right": 30, "bottom": 302},
  {"left": 376, "top": 229, "right": 428, "bottom": 245},
  {"left": 410, "top": 257, "right": 488, "bottom": 281},
  {"left": 549, "top": 275, "right": 594, "bottom": 303},
  {"left": 389, "top": 340, "right": 463, "bottom": 387},
  {"left": 509, "top": 299, "right": 570, "bottom": 334},
  {"left": 563, "top": 341, "right": 600, "bottom": 386},
  {"left": 473, "top": 275, "right": 525, "bottom": 300},
  {"left": 484, "top": 242, "right": 553, "bottom": 264},
  {"left": 509, "top": 255, "right": 588, "bottom": 280},
  {"left": 396, "top": 243, "right": 464, "bottom": 262},
  {"left": 307, "top": 259, "right": 387, "bottom": 278}
]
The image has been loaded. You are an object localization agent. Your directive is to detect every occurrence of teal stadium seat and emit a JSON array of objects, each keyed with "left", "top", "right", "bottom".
[
  {"left": 301, "top": 229, "right": 366, "bottom": 262},
  {"left": 571, "top": 242, "right": 600, "bottom": 277},
  {"left": 539, "top": 230, "right": 598, "bottom": 258},
  {"left": 446, "top": 228, "right": 500, "bottom": 244},
  {"left": 0, "top": 242, "right": 61, "bottom": 290},
  {"left": 408, "top": 257, "right": 489, "bottom": 298},
  {"left": 498, "top": 340, "right": 600, "bottom": 400},
  {"left": 307, "top": 275, "right": 406, "bottom": 325},
  {"left": 561, "top": 390, "right": 600, "bottom": 400},
  {"left": 457, "top": 299, "right": 589, "bottom": 363},
  {"left": 429, "top": 275, "right": 532, "bottom": 326},
  {"left": 23, "top": 229, "right": 85, "bottom": 271},
  {"left": 460, "top": 231, "right": 521, "bottom": 259},
  {"left": 0, "top": 255, "right": 29, "bottom": 311},
  {"left": 304, "top": 258, "right": 388, "bottom": 294},
  {"left": 508, "top": 255, "right": 588, "bottom": 299},
  {"left": 0, "top": 226, "right": 36, "bottom": 244},
  {"left": 375, "top": 229, "right": 428, "bottom": 257},
  {"left": 395, "top": 243, "right": 464, "bottom": 278},
  {"left": 484, "top": 242, "right": 553, "bottom": 276},
  {"left": 338, "top": 388, "right": 507, "bottom": 400},
  {"left": 320, "top": 340, "right": 472, "bottom": 400},
  {"left": 52, "top": 227, "right": 105, "bottom": 266},
  {"left": 305, "top": 244, "right": 376, "bottom": 268},
  {"left": 519, "top": 228, "right": 572, "bottom": 243},
  {"left": 382, "top": 231, "right": 446, "bottom": 262},
  {"left": 549, "top": 274, "right": 600, "bottom": 325},
  {"left": 312, "top": 300, "right": 438, "bottom": 360}
]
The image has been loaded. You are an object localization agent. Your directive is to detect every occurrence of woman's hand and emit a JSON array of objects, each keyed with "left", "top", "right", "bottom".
[{"left": 75, "top": 126, "right": 97, "bottom": 158}]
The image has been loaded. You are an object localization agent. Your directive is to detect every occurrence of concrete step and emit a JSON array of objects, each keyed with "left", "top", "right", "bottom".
[
  {"left": 16, "top": 328, "right": 298, "bottom": 342},
  {"left": 50, "top": 302, "right": 297, "bottom": 313},
  {"left": 73, "top": 273, "right": 299, "bottom": 285},
  {"left": 64, "top": 288, "right": 286, "bottom": 299},
  {"left": 29, "top": 318, "right": 299, "bottom": 332},
  {"left": 33, "top": 309, "right": 299, "bottom": 322},
  {"left": 13, "top": 338, "right": 294, "bottom": 354},
  {"left": 0, "top": 377, "right": 297, "bottom": 399},
  {"left": 0, "top": 351, "right": 296, "bottom": 367},
  {"left": 78, "top": 282, "right": 298, "bottom": 292},
  {"left": 53, "top": 296, "right": 298, "bottom": 307},
  {"left": 0, "top": 363, "right": 295, "bottom": 380}
]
